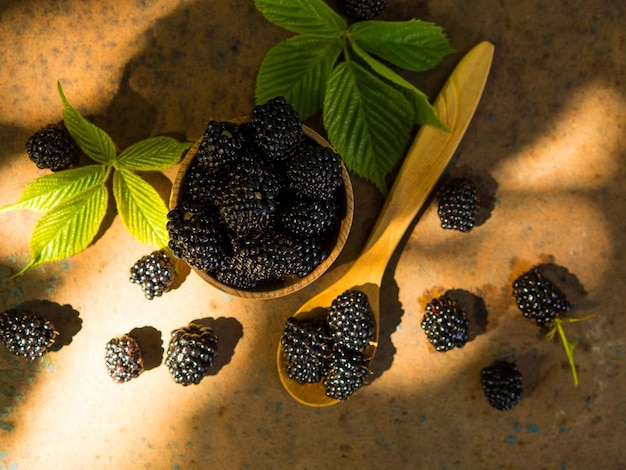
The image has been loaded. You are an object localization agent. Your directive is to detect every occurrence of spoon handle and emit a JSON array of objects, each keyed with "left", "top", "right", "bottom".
[{"left": 360, "top": 41, "right": 494, "bottom": 262}]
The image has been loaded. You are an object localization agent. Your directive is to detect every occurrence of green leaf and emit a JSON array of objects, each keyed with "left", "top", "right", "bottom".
[
  {"left": 349, "top": 19, "right": 455, "bottom": 72},
  {"left": 116, "top": 136, "right": 192, "bottom": 171},
  {"left": 15, "top": 184, "right": 108, "bottom": 275},
  {"left": 255, "top": 35, "right": 343, "bottom": 120},
  {"left": 0, "top": 165, "right": 107, "bottom": 213},
  {"left": 323, "top": 61, "right": 414, "bottom": 193},
  {"left": 255, "top": 0, "right": 346, "bottom": 37},
  {"left": 113, "top": 169, "right": 169, "bottom": 248},
  {"left": 57, "top": 81, "right": 117, "bottom": 164},
  {"left": 349, "top": 41, "right": 445, "bottom": 129}
]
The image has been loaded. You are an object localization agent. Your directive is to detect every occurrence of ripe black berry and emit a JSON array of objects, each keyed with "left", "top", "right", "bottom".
[
  {"left": 165, "top": 323, "right": 219, "bottom": 386},
  {"left": 337, "top": 0, "right": 388, "bottom": 20},
  {"left": 437, "top": 177, "right": 480, "bottom": 232},
  {"left": 323, "top": 347, "right": 371, "bottom": 400},
  {"left": 281, "top": 317, "right": 332, "bottom": 384},
  {"left": 0, "top": 309, "right": 57, "bottom": 360},
  {"left": 512, "top": 267, "right": 571, "bottom": 327},
  {"left": 129, "top": 250, "right": 176, "bottom": 300},
  {"left": 279, "top": 198, "right": 339, "bottom": 239},
  {"left": 104, "top": 334, "right": 144, "bottom": 383},
  {"left": 26, "top": 122, "right": 82, "bottom": 172},
  {"left": 285, "top": 143, "right": 343, "bottom": 200},
  {"left": 421, "top": 296, "right": 469, "bottom": 352},
  {"left": 251, "top": 96, "right": 304, "bottom": 160},
  {"left": 480, "top": 360, "right": 524, "bottom": 411},
  {"left": 195, "top": 120, "right": 245, "bottom": 174},
  {"left": 327, "top": 289, "right": 375, "bottom": 352},
  {"left": 167, "top": 201, "right": 229, "bottom": 272}
]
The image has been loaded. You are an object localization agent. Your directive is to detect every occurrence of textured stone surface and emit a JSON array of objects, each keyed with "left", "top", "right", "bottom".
[{"left": 0, "top": 0, "right": 624, "bottom": 468}]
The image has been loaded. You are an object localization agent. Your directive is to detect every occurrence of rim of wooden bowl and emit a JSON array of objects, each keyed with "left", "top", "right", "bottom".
[{"left": 169, "top": 120, "right": 354, "bottom": 299}]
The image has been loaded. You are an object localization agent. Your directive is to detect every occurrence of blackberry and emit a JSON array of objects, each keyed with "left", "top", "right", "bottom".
[
  {"left": 251, "top": 96, "right": 304, "bottom": 160},
  {"left": 167, "top": 201, "right": 229, "bottom": 271},
  {"left": 421, "top": 296, "right": 469, "bottom": 352},
  {"left": 213, "top": 261, "right": 260, "bottom": 289},
  {"left": 437, "top": 177, "right": 480, "bottom": 232},
  {"left": 25, "top": 122, "right": 82, "bottom": 172},
  {"left": 219, "top": 154, "right": 283, "bottom": 238},
  {"left": 182, "top": 158, "right": 226, "bottom": 206},
  {"left": 129, "top": 249, "right": 175, "bottom": 300},
  {"left": 337, "top": 0, "right": 388, "bottom": 20},
  {"left": 286, "top": 143, "right": 343, "bottom": 200},
  {"left": 230, "top": 230, "right": 294, "bottom": 280},
  {"left": 281, "top": 317, "right": 332, "bottom": 384},
  {"left": 323, "top": 348, "right": 371, "bottom": 400},
  {"left": 480, "top": 360, "right": 524, "bottom": 411},
  {"left": 290, "top": 236, "right": 327, "bottom": 278},
  {"left": 195, "top": 120, "right": 245, "bottom": 173},
  {"left": 512, "top": 267, "right": 571, "bottom": 327},
  {"left": 165, "top": 323, "right": 219, "bottom": 386},
  {"left": 0, "top": 309, "right": 57, "bottom": 360},
  {"left": 279, "top": 198, "right": 339, "bottom": 239},
  {"left": 327, "top": 289, "right": 375, "bottom": 352},
  {"left": 104, "top": 334, "right": 144, "bottom": 383}
]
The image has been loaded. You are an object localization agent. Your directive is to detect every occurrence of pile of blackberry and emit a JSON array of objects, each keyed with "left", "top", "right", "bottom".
[
  {"left": 25, "top": 121, "right": 82, "bottom": 172},
  {"left": 0, "top": 309, "right": 57, "bottom": 360},
  {"left": 165, "top": 323, "right": 219, "bottom": 386},
  {"left": 169, "top": 96, "right": 344, "bottom": 290},
  {"left": 280, "top": 289, "right": 374, "bottom": 400},
  {"left": 421, "top": 296, "right": 470, "bottom": 352}
]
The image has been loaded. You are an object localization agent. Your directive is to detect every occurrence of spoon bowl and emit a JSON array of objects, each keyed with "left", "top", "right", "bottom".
[{"left": 277, "top": 41, "right": 495, "bottom": 406}]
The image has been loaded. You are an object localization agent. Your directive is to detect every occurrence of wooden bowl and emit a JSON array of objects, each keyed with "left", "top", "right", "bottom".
[{"left": 169, "top": 121, "right": 354, "bottom": 299}]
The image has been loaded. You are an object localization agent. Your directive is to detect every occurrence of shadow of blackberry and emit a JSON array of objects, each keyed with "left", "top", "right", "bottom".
[
  {"left": 445, "top": 288, "right": 490, "bottom": 340},
  {"left": 128, "top": 326, "right": 164, "bottom": 372},
  {"left": 190, "top": 317, "right": 243, "bottom": 376}
]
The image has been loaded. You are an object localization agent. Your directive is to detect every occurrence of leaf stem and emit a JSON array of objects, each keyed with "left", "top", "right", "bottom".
[{"left": 552, "top": 318, "right": 579, "bottom": 387}]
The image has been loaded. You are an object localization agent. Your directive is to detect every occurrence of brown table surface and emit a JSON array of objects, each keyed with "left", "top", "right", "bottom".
[{"left": 1, "top": 1, "right": 624, "bottom": 468}]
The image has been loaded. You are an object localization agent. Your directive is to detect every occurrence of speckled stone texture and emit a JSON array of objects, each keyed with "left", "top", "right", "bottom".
[{"left": 0, "top": 1, "right": 625, "bottom": 469}]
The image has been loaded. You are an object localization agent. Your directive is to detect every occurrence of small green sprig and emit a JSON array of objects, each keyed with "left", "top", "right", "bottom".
[
  {"left": 254, "top": 0, "right": 455, "bottom": 193},
  {"left": 545, "top": 314, "right": 594, "bottom": 387},
  {"left": 0, "top": 81, "right": 192, "bottom": 276}
]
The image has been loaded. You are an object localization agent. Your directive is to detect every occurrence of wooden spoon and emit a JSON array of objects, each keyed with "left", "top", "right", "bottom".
[{"left": 277, "top": 41, "right": 495, "bottom": 406}]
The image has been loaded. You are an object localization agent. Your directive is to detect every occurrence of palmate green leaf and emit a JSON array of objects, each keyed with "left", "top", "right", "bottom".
[
  {"left": 116, "top": 136, "right": 192, "bottom": 171},
  {"left": 113, "top": 169, "right": 169, "bottom": 248},
  {"left": 349, "top": 41, "right": 445, "bottom": 129},
  {"left": 57, "top": 81, "right": 116, "bottom": 164},
  {"left": 349, "top": 20, "right": 455, "bottom": 72},
  {"left": 255, "top": 35, "right": 342, "bottom": 120},
  {"left": 324, "top": 61, "right": 413, "bottom": 193},
  {"left": 15, "top": 184, "right": 108, "bottom": 275},
  {"left": 0, "top": 165, "right": 107, "bottom": 213},
  {"left": 255, "top": 0, "right": 346, "bottom": 37}
]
